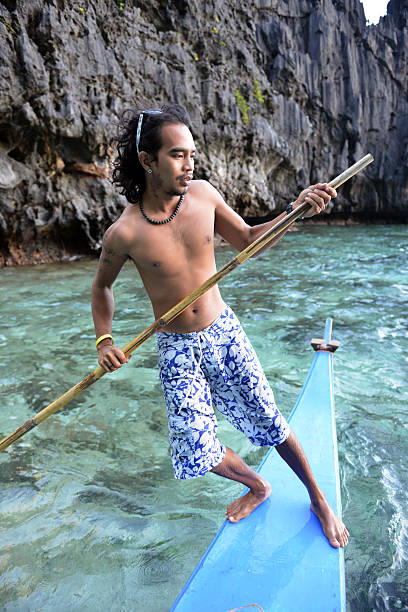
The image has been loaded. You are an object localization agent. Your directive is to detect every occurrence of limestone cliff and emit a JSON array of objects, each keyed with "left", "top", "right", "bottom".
[{"left": 0, "top": 0, "right": 407, "bottom": 265}]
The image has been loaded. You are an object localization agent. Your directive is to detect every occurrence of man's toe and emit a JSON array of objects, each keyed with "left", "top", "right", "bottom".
[{"left": 329, "top": 536, "right": 341, "bottom": 548}]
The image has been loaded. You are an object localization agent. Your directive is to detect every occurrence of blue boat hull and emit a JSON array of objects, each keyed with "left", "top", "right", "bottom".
[{"left": 171, "top": 319, "right": 346, "bottom": 612}]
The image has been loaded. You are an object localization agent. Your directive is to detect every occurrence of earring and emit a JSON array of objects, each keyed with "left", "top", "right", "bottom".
[{"left": 147, "top": 169, "right": 152, "bottom": 174}]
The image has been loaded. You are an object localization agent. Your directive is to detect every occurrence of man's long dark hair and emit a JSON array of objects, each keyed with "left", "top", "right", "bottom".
[{"left": 112, "top": 104, "right": 191, "bottom": 203}]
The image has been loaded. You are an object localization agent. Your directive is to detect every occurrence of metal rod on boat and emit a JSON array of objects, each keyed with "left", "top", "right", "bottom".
[{"left": 0, "top": 154, "right": 374, "bottom": 453}]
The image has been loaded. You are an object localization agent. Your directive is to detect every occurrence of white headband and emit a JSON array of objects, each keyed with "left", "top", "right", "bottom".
[{"left": 136, "top": 109, "right": 163, "bottom": 154}]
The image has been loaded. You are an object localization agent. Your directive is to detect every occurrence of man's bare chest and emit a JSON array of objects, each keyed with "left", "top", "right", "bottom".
[{"left": 129, "top": 209, "right": 215, "bottom": 274}]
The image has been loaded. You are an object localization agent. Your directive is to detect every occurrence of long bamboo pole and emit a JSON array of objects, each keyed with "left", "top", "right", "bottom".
[{"left": 0, "top": 154, "right": 373, "bottom": 453}]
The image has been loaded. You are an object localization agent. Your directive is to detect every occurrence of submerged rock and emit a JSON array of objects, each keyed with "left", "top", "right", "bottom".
[{"left": 0, "top": 0, "right": 407, "bottom": 265}]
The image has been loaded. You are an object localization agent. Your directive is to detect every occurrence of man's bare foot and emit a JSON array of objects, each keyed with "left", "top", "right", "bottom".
[
  {"left": 226, "top": 478, "right": 271, "bottom": 523},
  {"left": 311, "top": 496, "right": 349, "bottom": 548}
]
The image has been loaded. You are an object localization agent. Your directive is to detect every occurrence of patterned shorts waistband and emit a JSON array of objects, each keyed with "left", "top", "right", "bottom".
[{"left": 156, "top": 305, "right": 238, "bottom": 344}]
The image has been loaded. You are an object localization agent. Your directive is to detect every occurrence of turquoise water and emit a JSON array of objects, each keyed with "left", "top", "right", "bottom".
[{"left": 0, "top": 225, "right": 407, "bottom": 611}]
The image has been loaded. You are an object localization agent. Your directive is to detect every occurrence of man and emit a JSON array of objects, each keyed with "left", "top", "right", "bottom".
[{"left": 92, "top": 104, "right": 349, "bottom": 548}]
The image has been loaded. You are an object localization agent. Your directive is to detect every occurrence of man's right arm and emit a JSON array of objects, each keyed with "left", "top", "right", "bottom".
[{"left": 92, "top": 227, "right": 130, "bottom": 372}]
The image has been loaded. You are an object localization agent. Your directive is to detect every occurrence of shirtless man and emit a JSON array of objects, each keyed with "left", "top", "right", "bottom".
[{"left": 92, "top": 104, "right": 349, "bottom": 548}]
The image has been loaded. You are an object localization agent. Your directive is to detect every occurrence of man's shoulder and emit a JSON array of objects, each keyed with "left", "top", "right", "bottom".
[
  {"left": 189, "top": 179, "right": 223, "bottom": 201},
  {"left": 103, "top": 206, "right": 138, "bottom": 254},
  {"left": 189, "top": 178, "right": 210, "bottom": 191}
]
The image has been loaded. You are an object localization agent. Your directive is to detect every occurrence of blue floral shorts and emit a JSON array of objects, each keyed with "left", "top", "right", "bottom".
[{"left": 157, "top": 306, "right": 290, "bottom": 479}]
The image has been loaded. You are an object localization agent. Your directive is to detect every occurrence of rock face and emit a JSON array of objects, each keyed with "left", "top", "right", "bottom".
[{"left": 0, "top": 0, "right": 407, "bottom": 265}]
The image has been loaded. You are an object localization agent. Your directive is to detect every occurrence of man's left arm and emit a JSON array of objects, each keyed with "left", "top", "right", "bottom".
[{"left": 214, "top": 183, "right": 337, "bottom": 254}]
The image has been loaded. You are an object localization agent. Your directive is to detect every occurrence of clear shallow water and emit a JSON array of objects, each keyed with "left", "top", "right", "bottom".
[{"left": 0, "top": 225, "right": 407, "bottom": 612}]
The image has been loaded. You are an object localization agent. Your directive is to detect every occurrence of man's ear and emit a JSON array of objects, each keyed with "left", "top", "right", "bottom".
[{"left": 138, "top": 151, "right": 153, "bottom": 173}]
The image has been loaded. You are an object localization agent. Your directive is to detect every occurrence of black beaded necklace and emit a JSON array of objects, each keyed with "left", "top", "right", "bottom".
[{"left": 139, "top": 194, "right": 184, "bottom": 225}]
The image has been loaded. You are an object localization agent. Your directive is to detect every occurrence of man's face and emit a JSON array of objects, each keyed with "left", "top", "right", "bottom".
[{"left": 152, "top": 123, "right": 196, "bottom": 197}]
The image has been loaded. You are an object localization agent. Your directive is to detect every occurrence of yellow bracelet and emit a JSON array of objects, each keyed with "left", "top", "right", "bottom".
[{"left": 95, "top": 334, "right": 114, "bottom": 348}]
